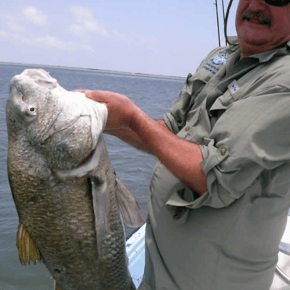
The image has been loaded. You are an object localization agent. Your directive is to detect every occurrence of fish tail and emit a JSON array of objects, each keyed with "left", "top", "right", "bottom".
[{"left": 17, "top": 223, "right": 41, "bottom": 265}]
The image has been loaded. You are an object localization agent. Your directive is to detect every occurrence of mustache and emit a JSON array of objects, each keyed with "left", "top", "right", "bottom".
[{"left": 242, "top": 10, "right": 272, "bottom": 26}]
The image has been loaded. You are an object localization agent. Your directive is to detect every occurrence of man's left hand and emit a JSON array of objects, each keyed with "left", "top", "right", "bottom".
[{"left": 75, "top": 89, "right": 137, "bottom": 129}]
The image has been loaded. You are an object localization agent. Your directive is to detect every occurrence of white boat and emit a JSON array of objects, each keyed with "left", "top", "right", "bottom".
[
  {"left": 126, "top": 213, "right": 290, "bottom": 289},
  {"left": 126, "top": 224, "right": 146, "bottom": 288}
]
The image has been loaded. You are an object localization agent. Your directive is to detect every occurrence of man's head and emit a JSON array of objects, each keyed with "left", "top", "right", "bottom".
[{"left": 236, "top": 0, "right": 290, "bottom": 57}]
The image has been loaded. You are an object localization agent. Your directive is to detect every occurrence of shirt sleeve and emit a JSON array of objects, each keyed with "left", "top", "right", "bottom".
[
  {"left": 163, "top": 74, "right": 206, "bottom": 134},
  {"left": 164, "top": 46, "right": 229, "bottom": 134},
  {"left": 167, "top": 86, "right": 290, "bottom": 210},
  {"left": 197, "top": 87, "right": 290, "bottom": 208}
]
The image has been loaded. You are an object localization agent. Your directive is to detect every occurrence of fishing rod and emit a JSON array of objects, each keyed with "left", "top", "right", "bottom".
[
  {"left": 214, "top": 0, "right": 221, "bottom": 47},
  {"left": 214, "top": 0, "right": 234, "bottom": 47},
  {"left": 224, "top": 0, "right": 234, "bottom": 46},
  {"left": 214, "top": 0, "right": 231, "bottom": 47}
]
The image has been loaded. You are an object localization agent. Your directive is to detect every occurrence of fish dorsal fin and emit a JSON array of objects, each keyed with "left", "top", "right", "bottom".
[
  {"left": 115, "top": 177, "right": 146, "bottom": 228},
  {"left": 17, "top": 223, "right": 41, "bottom": 265}
]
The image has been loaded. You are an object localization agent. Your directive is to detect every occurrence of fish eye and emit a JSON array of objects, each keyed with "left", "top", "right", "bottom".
[
  {"left": 24, "top": 105, "right": 37, "bottom": 121},
  {"left": 28, "top": 105, "right": 36, "bottom": 112}
]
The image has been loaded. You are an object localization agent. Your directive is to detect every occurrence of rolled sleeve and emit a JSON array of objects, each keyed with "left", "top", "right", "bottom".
[
  {"left": 168, "top": 90, "right": 290, "bottom": 210},
  {"left": 163, "top": 111, "right": 180, "bottom": 134},
  {"left": 200, "top": 138, "right": 229, "bottom": 175},
  {"left": 200, "top": 91, "right": 290, "bottom": 208}
]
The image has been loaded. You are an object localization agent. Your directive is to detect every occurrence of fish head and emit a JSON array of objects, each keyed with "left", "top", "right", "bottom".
[
  {"left": 6, "top": 69, "right": 108, "bottom": 171},
  {"left": 7, "top": 69, "right": 58, "bottom": 136}
]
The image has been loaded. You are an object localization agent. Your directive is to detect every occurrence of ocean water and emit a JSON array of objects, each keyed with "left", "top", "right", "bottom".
[{"left": 0, "top": 63, "right": 184, "bottom": 290}]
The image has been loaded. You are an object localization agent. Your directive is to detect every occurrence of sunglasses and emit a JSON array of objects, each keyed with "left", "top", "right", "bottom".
[{"left": 264, "top": 0, "right": 290, "bottom": 6}]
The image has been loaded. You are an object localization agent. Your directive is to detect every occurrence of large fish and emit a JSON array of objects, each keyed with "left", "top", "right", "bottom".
[{"left": 6, "top": 69, "right": 145, "bottom": 290}]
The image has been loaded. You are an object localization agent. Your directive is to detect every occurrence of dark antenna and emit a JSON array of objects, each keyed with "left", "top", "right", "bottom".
[
  {"left": 224, "top": 0, "right": 234, "bottom": 45},
  {"left": 221, "top": 0, "right": 227, "bottom": 45},
  {"left": 221, "top": 0, "right": 226, "bottom": 21},
  {"left": 214, "top": 0, "right": 221, "bottom": 47}
]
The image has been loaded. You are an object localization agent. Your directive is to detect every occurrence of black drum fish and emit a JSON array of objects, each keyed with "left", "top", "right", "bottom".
[{"left": 6, "top": 69, "right": 145, "bottom": 290}]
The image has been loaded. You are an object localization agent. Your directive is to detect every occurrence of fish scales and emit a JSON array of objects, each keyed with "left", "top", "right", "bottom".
[{"left": 6, "top": 69, "right": 145, "bottom": 289}]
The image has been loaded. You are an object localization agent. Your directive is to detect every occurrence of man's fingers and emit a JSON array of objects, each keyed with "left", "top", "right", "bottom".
[
  {"left": 86, "top": 90, "right": 110, "bottom": 103},
  {"left": 74, "top": 89, "right": 94, "bottom": 100},
  {"left": 75, "top": 89, "right": 111, "bottom": 104},
  {"left": 86, "top": 90, "right": 99, "bottom": 100},
  {"left": 74, "top": 89, "right": 91, "bottom": 93},
  {"left": 74, "top": 89, "right": 134, "bottom": 129}
]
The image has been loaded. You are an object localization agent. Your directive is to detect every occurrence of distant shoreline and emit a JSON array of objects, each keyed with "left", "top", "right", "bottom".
[{"left": 0, "top": 61, "right": 185, "bottom": 81}]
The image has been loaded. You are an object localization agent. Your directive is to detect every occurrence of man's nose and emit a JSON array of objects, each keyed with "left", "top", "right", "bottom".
[{"left": 247, "top": 0, "right": 267, "bottom": 11}]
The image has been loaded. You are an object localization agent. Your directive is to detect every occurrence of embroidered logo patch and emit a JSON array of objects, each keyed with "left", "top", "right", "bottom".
[
  {"left": 203, "top": 49, "right": 233, "bottom": 75},
  {"left": 210, "top": 55, "right": 227, "bottom": 65}
]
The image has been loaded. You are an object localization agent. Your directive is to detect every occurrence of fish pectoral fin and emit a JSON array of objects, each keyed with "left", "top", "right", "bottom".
[
  {"left": 115, "top": 176, "right": 146, "bottom": 228},
  {"left": 90, "top": 176, "right": 110, "bottom": 258},
  {"left": 17, "top": 223, "right": 41, "bottom": 265}
]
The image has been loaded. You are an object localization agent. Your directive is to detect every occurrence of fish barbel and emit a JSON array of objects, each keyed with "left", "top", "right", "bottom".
[{"left": 6, "top": 69, "right": 145, "bottom": 290}]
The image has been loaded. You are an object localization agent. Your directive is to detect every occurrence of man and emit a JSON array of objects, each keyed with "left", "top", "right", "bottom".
[{"left": 78, "top": 0, "right": 290, "bottom": 289}]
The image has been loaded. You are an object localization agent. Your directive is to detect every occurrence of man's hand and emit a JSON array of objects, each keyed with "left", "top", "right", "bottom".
[
  {"left": 75, "top": 89, "right": 137, "bottom": 129},
  {"left": 75, "top": 89, "right": 207, "bottom": 194}
]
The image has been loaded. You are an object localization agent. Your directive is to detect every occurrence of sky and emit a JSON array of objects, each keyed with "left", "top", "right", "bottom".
[{"left": 0, "top": 0, "right": 239, "bottom": 77}]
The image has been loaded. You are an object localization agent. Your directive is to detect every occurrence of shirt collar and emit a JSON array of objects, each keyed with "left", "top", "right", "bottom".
[
  {"left": 250, "top": 42, "right": 290, "bottom": 63},
  {"left": 228, "top": 36, "right": 290, "bottom": 63}
]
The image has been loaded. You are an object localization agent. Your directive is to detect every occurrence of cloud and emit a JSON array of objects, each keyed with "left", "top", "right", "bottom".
[
  {"left": 22, "top": 6, "right": 48, "bottom": 26},
  {"left": 0, "top": 12, "right": 15, "bottom": 22},
  {"left": 69, "top": 6, "right": 109, "bottom": 37},
  {"left": 112, "top": 29, "right": 155, "bottom": 46},
  {"left": 81, "top": 44, "right": 94, "bottom": 53},
  {"left": 0, "top": 30, "right": 8, "bottom": 38},
  {"left": 68, "top": 5, "right": 155, "bottom": 46},
  {"left": 7, "top": 21, "right": 25, "bottom": 32},
  {"left": 2, "top": 30, "right": 93, "bottom": 53},
  {"left": 21, "top": 34, "right": 93, "bottom": 52},
  {"left": 33, "top": 35, "right": 74, "bottom": 50},
  {"left": 69, "top": 24, "right": 85, "bottom": 36},
  {"left": 0, "top": 6, "right": 94, "bottom": 53}
]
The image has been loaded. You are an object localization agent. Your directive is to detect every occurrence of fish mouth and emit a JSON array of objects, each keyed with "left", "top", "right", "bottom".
[
  {"left": 55, "top": 135, "right": 105, "bottom": 181},
  {"left": 79, "top": 148, "right": 96, "bottom": 166}
]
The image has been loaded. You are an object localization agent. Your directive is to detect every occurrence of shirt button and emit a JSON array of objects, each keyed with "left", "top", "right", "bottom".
[
  {"left": 220, "top": 148, "right": 227, "bottom": 156},
  {"left": 185, "top": 126, "right": 190, "bottom": 132}
]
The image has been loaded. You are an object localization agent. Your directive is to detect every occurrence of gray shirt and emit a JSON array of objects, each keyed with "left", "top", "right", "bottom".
[{"left": 140, "top": 40, "right": 290, "bottom": 290}]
